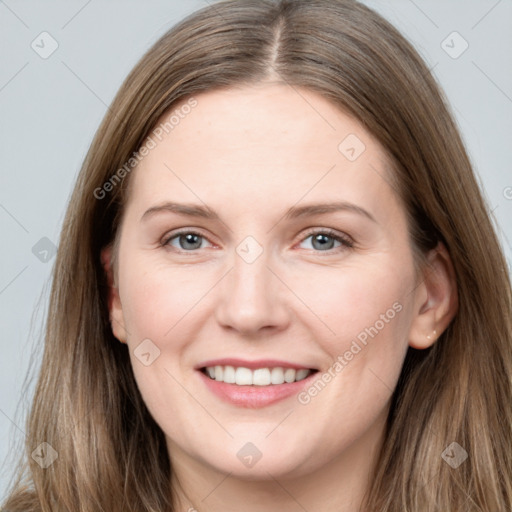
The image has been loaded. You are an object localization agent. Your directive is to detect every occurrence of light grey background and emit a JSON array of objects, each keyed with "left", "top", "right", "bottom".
[{"left": 1, "top": 0, "right": 511, "bottom": 499}]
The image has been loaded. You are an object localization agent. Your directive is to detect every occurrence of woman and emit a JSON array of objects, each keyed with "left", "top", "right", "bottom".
[{"left": 3, "top": 0, "right": 511, "bottom": 510}]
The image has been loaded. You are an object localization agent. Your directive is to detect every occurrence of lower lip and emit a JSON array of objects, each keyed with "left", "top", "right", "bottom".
[{"left": 197, "top": 369, "right": 318, "bottom": 408}]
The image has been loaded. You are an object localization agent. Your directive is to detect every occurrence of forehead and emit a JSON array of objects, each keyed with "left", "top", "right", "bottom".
[{"left": 126, "top": 83, "right": 401, "bottom": 223}]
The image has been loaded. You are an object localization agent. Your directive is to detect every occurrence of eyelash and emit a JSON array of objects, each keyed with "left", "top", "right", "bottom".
[{"left": 161, "top": 228, "right": 354, "bottom": 254}]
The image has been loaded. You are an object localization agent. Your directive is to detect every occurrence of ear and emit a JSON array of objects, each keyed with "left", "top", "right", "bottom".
[
  {"left": 408, "top": 242, "right": 458, "bottom": 349},
  {"left": 101, "top": 245, "right": 127, "bottom": 343}
]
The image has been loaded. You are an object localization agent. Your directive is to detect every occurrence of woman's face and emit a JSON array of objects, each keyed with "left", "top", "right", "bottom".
[{"left": 108, "top": 83, "right": 431, "bottom": 479}]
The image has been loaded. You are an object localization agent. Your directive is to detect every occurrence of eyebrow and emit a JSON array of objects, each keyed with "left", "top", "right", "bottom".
[{"left": 140, "top": 201, "right": 377, "bottom": 224}]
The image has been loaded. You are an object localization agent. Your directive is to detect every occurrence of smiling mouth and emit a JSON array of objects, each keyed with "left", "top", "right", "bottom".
[{"left": 200, "top": 365, "right": 319, "bottom": 386}]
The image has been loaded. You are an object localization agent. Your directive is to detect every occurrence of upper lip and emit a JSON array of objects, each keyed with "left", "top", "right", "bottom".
[{"left": 195, "top": 358, "right": 318, "bottom": 371}]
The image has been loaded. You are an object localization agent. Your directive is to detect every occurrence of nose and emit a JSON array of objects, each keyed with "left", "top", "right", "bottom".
[{"left": 214, "top": 246, "right": 291, "bottom": 336}]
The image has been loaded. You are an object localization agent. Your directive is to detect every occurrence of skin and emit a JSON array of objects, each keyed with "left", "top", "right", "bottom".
[{"left": 104, "top": 83, "right": 457, "bottom": 511}]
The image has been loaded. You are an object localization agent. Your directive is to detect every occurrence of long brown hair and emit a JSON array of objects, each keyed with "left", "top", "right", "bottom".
[{"left": 3, "top": 1, "right": 512, "bottom": 510}]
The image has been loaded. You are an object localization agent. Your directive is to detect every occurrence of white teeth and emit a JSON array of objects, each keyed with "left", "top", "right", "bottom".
[
  {"left": 252, "top": 368, "right": 271, "bottom": 386},
  {"left": 235, "top": 367, "right": 253, "bottom": 385},
  {"left": 223, "top": 365, "right": 236, "bottom": 384},
  {"left": 270, "top": 367, "right": 285, "bottom": 385},
  {"left": 284, "top": 368, "right": 296, "bottom": 383},
  {"left": 203, "top": 365, "right": 314, "bottom": 385}
]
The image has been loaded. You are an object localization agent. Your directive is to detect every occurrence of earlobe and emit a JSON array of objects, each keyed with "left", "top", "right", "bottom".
[
  {"left": 100, "top": 245, "right": 127, "bottom": 344},
  {"left": 408, "top": 242, "right": 458, "bottom": 349}
]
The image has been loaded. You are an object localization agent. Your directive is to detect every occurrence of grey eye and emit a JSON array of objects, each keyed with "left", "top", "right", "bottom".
[
  {"left": 167, "top": 232, "right": 208, "bottom": 251},
  {"left": 300, "top": 233, "right": 342, "bottom": 251}
]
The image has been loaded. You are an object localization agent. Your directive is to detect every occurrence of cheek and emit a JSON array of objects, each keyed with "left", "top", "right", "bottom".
[
  {"left": 293, "top": 263, "right": 413, "bottom": 430},
  {"left": 291, "top": 258, "right": 412, "bottom": 347},
  {"left": 120, "top": 260, "right": 211, "bottom": 343},
  {"left": 117, "top": 263, "right": 203, "bottom": 433},
  {"left": 294, "top": 258, "right": 414, "bottom": 403}
]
